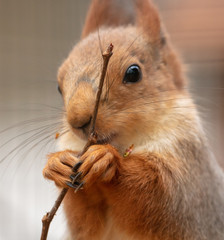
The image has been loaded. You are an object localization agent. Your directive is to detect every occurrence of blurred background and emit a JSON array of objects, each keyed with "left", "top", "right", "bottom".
[{"left": 0, "top": 0, "right": 223, "bottom": 239}]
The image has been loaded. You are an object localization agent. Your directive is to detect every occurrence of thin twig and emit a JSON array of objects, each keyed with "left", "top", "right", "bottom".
[
  {"left": 40, "top": 188, "right": 68, "bottom": 240},
  {"left": 40, "top": 43, "right": 114, "bottom": 240}
]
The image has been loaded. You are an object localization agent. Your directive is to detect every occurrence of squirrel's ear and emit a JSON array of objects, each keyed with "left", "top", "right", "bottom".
[
  {"left": 81, "top": 0, "right": 135, "bottom": 39},
  {"left": 82, "top": 0, "right": 161, "bottom": 43},
  {"left": 135, "top": 0, "right": 161, "bottom": 44}
]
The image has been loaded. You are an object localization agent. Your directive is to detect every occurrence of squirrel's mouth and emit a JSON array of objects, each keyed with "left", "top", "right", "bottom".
[
  {"left": 71, "top": 126, "right": 116, "bottom": 145},
  {"left": 96, "top": 133, "right": 117, "bottom": 145}
]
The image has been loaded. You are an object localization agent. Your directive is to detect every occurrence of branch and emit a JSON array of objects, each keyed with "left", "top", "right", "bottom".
[{"left": 40, "top": 43, "right": 114, "bottom": 240}]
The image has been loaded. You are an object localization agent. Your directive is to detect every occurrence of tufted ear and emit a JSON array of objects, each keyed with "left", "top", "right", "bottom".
[
  {"left": 81, "top": 0, "right": 136, "bottom": 38},
  {"left": 82, "top": 0, "right": 161, "bottom": 40},
  {"left": 135, "top": 0, "right": 161, "bottom": 44}
]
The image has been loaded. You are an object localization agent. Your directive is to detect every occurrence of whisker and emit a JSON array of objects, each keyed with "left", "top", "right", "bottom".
[
  {"left": 0, "top": 123, "right": 63, "bottom": 179},
  {"left": 20, "top": 126, "right": 69, "bottom": 171},
  {"left": 121, "top": 105, "right": 195, "bottom": 114},
  {"left": 57, "top": 129, "right": 69, "bottom": 139},
  {"left": 28, "top": 103, "right": 64, "bottom": 112},
  {"left": 12, "top": 132, "right": 58, "bottom": 178},
  {"left": 106, "top": 88, "right": 182, "bottom": 110},
  {"left": 24, "top": 132, "right": 57, "bottom": 160},
  {"left": 0, "top": 115, "right": 63, "bottom": 135},
  {"left": 108, "top": 96, "right": 191, "bottom": 114},
  {"left": 0, "top": 124, "right": 60, "bottom": 164},
  {"left": 104, "top": 30, "right": 146, "bottom": 93},
  {"left": 0, "top": 122, "right": 62, "bottom": 151},
  {"left": 96, "top": 25, "right": 103, "bottom": 55}
]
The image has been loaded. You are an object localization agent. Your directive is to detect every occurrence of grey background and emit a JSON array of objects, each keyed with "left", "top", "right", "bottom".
[{"left": 0, "top": 0, "right": 224, "bottom": 239}]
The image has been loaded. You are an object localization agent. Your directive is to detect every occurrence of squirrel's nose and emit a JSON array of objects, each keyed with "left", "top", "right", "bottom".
[
  {"left": 66, "top": 81, "right": 95, "bottom": 133},
  {"left": 76, "top": 117, "right": 92, "bottom": 130},
  {"left": 68, "top": 114, "right": 92, "bottom": 131}
]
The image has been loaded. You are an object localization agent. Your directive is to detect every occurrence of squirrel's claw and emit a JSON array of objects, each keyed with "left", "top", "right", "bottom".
[
  {"left": 43, "top": 150, "right": 80, "bottom": 188},
  {"left": 70, "top": 171, "right": 82, "bottom": 183},
  {"left": 67, "top": 145, "right": 120, "bottom": 190},
  {"left": 69, "top": 169, "right": 84, "bottom": 192},
  {"left": 72, "top": 160, "right": 83, "bottom": 172},
  {"left": 66, "top": 181, "right": 84, "bottom": 192},
  {"left": 66, "top": 181, "right": 79, "bottom": 189},
  {"left": 64, "top": 160, "right": 84, "bottom": 192},
  {"left": 76, "top": 182, "right": 84, "bottom": 192}
]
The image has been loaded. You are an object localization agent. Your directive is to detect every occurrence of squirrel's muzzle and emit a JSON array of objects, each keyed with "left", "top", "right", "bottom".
[{"left": 66, "top": 82, "right": 95, "bottom": 133}]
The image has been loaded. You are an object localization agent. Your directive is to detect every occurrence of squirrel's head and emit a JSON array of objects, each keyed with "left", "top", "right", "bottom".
[{"left": 58, "top": 0, "right": 187, "bottom": 151}]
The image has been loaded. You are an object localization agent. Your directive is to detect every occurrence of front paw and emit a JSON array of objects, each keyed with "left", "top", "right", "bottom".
[
  {"left": 73, "top": 144, "right": 121, "bottom": 188},
  {"left": 43, "top": 150, "right": 79, "bottom": 188}
]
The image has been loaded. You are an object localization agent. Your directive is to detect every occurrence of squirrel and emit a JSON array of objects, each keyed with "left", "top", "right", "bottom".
[{"left": 43, "top": 0, "right": 224, "bottom": 239}]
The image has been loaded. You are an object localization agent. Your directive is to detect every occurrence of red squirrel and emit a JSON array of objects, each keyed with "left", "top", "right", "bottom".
[{"left": 43, "top": 0, "right": 224, "bottom": 239}]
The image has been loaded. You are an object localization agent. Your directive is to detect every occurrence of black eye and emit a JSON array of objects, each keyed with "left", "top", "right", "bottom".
[
  {"left": 123, "top": 64, "right": 142, "bottom": 84},
  {"left": 57, "top": 85, "right": 62, "bottom": 95}
]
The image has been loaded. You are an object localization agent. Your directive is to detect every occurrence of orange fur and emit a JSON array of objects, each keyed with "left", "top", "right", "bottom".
[{"left": 43, "top": 0, "right": 224, "bottom": 239}]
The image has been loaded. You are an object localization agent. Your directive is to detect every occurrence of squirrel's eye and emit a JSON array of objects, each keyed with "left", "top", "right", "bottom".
[
  {"left": 57, "top": 85, "right": 62, "bottom": 95},
  {"left": 123, "top": 65, "right": 142, "bottom": 84}
]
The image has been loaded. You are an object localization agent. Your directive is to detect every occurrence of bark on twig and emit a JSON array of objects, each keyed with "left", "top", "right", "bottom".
[{"left": 40, "top": 43, "right": 114, "bottom": 240}]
